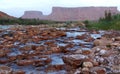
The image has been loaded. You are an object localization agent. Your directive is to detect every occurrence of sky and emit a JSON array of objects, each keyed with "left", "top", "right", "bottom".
[{"left": 0, "top": 0, "right": 120, "bottom": 17}]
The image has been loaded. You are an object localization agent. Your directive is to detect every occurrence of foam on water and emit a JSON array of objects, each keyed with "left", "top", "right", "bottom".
[{"left": 66, "top": 32, "right": 86, "bottom": 37}]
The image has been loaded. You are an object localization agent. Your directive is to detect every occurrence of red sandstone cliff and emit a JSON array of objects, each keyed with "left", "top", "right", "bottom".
[
  {"left": 0, "top": 11, "right": 14, "bottom": 19},
  {"left": 21, "top": 7, "right": 120, "bottom": 21},
  {"left": 22, "top": 11, "right": 46, "bottom": 19}
]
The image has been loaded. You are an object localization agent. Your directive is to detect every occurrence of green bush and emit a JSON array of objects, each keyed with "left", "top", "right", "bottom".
[
  {"left": 0, "top": 18, "right": 57, "bottom": 25},
  {"left": 86, "top": 14, "right": 120, "bottom": 30}
]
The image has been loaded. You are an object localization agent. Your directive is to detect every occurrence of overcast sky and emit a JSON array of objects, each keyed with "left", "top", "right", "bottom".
[{"left": 0, "top": 0, "right": 120, "bottom": 17}]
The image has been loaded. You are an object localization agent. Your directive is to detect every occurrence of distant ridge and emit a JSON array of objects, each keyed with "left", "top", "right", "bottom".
[
  {"left": 0, "top": 11, "right": 14, "bottom": 19},
  {"left": 21, "top": 7, "right": 120, "bottom": 21}
]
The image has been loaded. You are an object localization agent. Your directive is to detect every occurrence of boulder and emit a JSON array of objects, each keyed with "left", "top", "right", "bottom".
[
  {"left": 13, "top": 70, "right": 25, "bottom": 74},
  {"left": 82, "top": 62, "right": 93, "bottom": 68},
  {"left": 90, "top": 67, "right": 106, "bottom": 74},
  {"left": 17, "top": 60, "right": 34, "bottom": 66},
  {"left": 62, "top": 54, "right": 88, "bottom": 68},
  {"left": 115, "top": 37, "right": 120, "bottom": 41},
  {"left": 93, "top": 37, "right": 112, "bottom": 46},
  {"left": 0, "top": 66, "right": 13, "bottom": 74}
]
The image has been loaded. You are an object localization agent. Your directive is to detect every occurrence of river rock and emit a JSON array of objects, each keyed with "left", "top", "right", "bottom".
[
  {"left": 82, "top": 67, "right": 89, "bottom": 72},
  {"left": 13, "top": 70, "right": 25, "bottom": 74},
  {"left": 83, "top": 61, "right": 93, "bottom": 68},
  {"left": 74, "top": 49, "right": 82, "bottom": 54},
  {"left": 99, "top": 49, "right": 107, "bottom": 56},
  {"left": 0, "top": 49, "right": 6, "bottom": 57},
  {"left": 90, "top": 67, "right": 106, "bottom": 74},
  {"left": 62, "top": 54, "right": 88, "bottom": 68},
  {"left": 82, "top": 50, "right": 91, "bottom": 55},
  {"left": 0, "top": 66, "right": 13, "bottom": 74},
  {"left": 115, "top": 36, "right": 120, "bottom": 41},
  {"left": 93, "top": 37, "right": 112, "bottom": 46},
  {"left": 17, "top": 60, "right": 34, "bottom": 66}
]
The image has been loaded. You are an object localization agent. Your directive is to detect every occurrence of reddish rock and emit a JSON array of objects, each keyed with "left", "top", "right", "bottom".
[
  {"left": 81, "top": 67, "right": 91, "bottom": 74},
  {"left": 74, "top": 49, "right": 82, "bottom": 54},
  {"left": 34, "top": 56, "right": 51, "bottom": 66},
  {"left": 13, "top": 70, "right": 25, "bottom": 74},
  {"left": 35, "top": 45, "right": 45, "bottom": 51},
  {"left": 62, "top": 54, "right": 88, "bottom": 68},
  {"left": 93, "top": 61, "right": 99, "bottom": 66},
  {"left": 46, "top": 64, "right": 65, "bottom": 71},
  {"left": 85, "top": 37, "right": 94, "bottom": 42},
  {"left": 50, "top": 47, "right": 61, "bottom": 53},
  {"left": 21, "top": 7, "right": 119, "bottom": 21},
  {"left": 76, "top": 34, "right": 86, "bottom": 39},
  {"left": 17, "top": 60, "right": 34, "bottom": 66},
  {"left": 115, "top": 36, "right": 120, "bottom": 41},
  {"left": 0, "top": 49, "right": 6, "bottom": 57},
  {"left": 93, "top": 37, "right": 112, "bottom": 46},
  {"left": 90, "top": 67, "right": 106, "bottom": 74},
  {"left": 0, "top": 11, "right": 14, "bottom": 18},
  {"left": 82, "top": 50, "right": 91, "bottom": 55},
  {"left": 8, "top": 56, "right": 17, "bottom": 62},
  {"left": 19, "top": 45, "right": 31, "bottom": 51},
  {"left": 0, "top": 58, "right": 9, "bottom": 64},
  {"left": 0, "top": 66, "right": 13, "bottom": 74}
]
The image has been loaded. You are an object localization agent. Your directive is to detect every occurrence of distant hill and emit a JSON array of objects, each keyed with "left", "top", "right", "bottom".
[
  {"left": 0, "top": 11, "right": 14, "bottom": 19},
  {"left": 21, "top": 7, "right": 120, "bottom": 21}
]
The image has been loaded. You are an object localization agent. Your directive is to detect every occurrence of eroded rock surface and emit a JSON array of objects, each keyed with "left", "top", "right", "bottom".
[{"left": 21, "top": 7, "right": 120, "bottom": 21}]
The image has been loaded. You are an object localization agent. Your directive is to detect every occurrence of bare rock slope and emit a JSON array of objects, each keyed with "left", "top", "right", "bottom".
[
  {"left": 21, "top": 7, "right": 120, "bottom": 21},
  {"left": 0, "top": 11, "right": 14, "bottom": 19}
]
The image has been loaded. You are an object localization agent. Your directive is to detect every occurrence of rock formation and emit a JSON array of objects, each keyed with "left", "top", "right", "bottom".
[
  {"left": 22, "top": 11, "right": 46, "bottom": 19},
  {"left": 21, "top": 7, "right": 120, "bottom": 21},
  {"left": 0, "top": 11, "right": 14, "bottom": 19}
]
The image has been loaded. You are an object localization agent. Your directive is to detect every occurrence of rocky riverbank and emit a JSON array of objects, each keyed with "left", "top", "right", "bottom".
[{"left": 0, "top": 26, "right": 119, "bottom": 74}]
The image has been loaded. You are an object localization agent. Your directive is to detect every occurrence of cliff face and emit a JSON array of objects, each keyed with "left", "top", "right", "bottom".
[
  {"left": 0, "top": 11, "right": 13, "bottom": 19},
  {"left": 22, "top": 11, "right": 46, "bottom": 19},
  {"left": 21, "top": 7, "right": 120, "bottom": 21}
]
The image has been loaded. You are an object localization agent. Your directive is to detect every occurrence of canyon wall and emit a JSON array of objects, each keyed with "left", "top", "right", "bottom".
[
  {"left": 0, "top": 11, "right": 14, "bottom": 19},
  {"left": 21, "top": 7, "right": 120, "bottom": 21}
]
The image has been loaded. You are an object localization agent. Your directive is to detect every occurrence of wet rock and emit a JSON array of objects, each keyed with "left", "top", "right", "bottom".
[
  {"left": 76, "top": 35, "right": 86, "bottom": 39},
  {"left": 90, "top": 67, "right": 106, "bottom": 74},
  {"left": 74, "top": 68, "right": 81, "bottom": 74},
  {"left": 35, "top": 45, "right": 45, "bottom": 51},
  {"left": 17, "top": 60, "right": 34, "bottom": 66},
  {"left": 82, "top": 50, "right": 91, "bottom": 55},
  {"left": 74, "top": 49, "right": 82, "bottom": 54},
  {"left": 0, "top": 66, "right": 13, "bottom": 74},
  {"left": 115, "top": 37, "right": 120, "bottom": 41},
  {"left": 82, "top": 67, "right": 89, "bottom": 72},
  {"left": 50, "top": 46, "right": 61, "bottom": 53},
  {"left": 99, "top": 49, "right": 107, "bottom": 56},
  {"left": 0, "top": 49, "right": 6, "bottom": 57},
  {"left": 93, "top": 37, "right": 112, "bottom": 46},
  {"left": 93, "top": 61, "right": 99, "bottom": 66},
  {"left": 34, "top": 56, "right": 51, "bottom": 67},
  {"left": 0, "top": 58, "right": 9, "bottom": 64},
  {"left": 19, "top": 45, "right": 31, "bottom": 51},
  {"left": 13, "top": 70, "right": 25, "bottom": 74},
  {"left": 62, "top": 54, "right": 88, "bottom": 68},
  {"left": 46, "top": 65, "right": 65, "bottom": 72},
  {"left": 111, "top": 42, "right": 120, "bottom": 47},
  {"left": 46, "top": 55, "right": 65, "bottom": 71},
  {"left": 8, "top": 55, "right": 17, "bottom": 62},
  {"left": 85, "top": 37, "right": 94, "bottom": 42},
  {"left": 82, "top": 61, "right": 93, "bottom": 68},
  {"left": 95, "top": 56, "right": 104, "bottom": 64},
  {"left": 112, "top": 65, "right": 120, "bottom": 73}
]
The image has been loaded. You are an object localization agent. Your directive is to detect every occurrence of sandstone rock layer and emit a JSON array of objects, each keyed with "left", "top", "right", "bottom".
[{"left": 21, "top": 7, "right": 120, "bottom": 21}]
